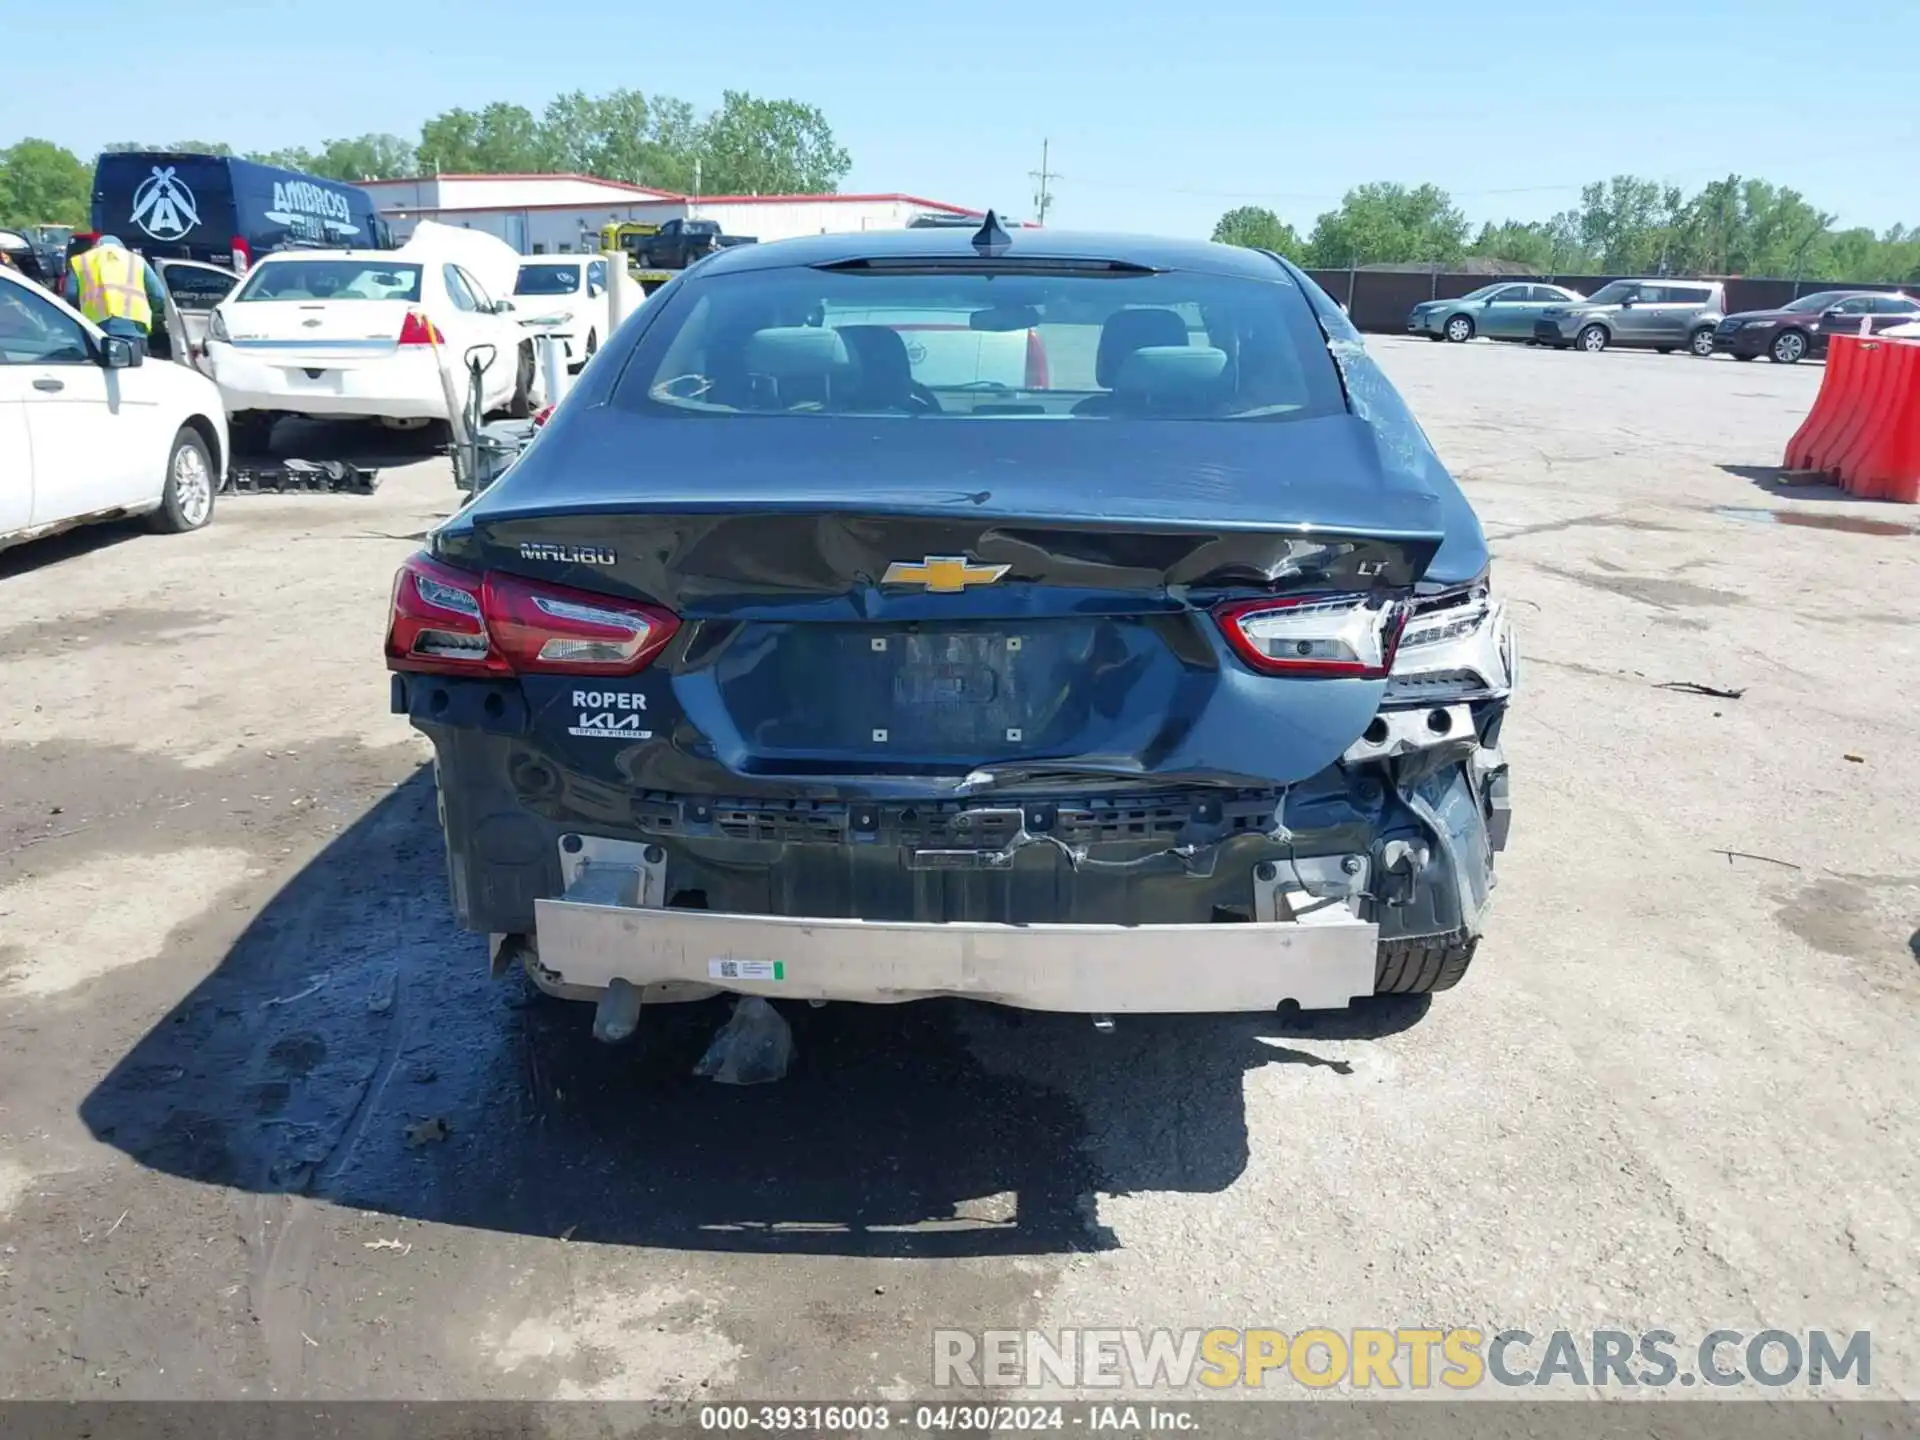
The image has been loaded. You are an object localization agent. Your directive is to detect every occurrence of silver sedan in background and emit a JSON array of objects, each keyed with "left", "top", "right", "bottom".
[{"left": 1409, "top": 281, "right": 1587, "bottom": 343}]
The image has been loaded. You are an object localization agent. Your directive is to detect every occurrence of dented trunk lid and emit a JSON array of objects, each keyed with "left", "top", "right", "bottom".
[{"left": 436, "top": 413, "right": 1447, "bottom": 786}]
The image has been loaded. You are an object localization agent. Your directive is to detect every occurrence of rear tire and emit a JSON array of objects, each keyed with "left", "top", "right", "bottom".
[
  {"left": 1689, "top": 327, "right": 1716, "bottom": 358},
  {"left": 1656, "top": 347, "right": 1675, "bottom": 355},
  {"left": 148, "top": 427, "right": 216, "bottom": 534},
  {"left": 1375, "top": 931, "right": 1478, "bottom": 994}
]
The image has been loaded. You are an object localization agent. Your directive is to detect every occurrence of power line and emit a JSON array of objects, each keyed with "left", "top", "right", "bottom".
[{"left": 1030, "top": 139, "right": 1061, "bottom": 225}]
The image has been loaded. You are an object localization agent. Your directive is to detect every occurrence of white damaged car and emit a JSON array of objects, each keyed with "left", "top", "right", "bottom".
[
  {"left": 204, "top": 247, "right": 536, "bottom": 450},
  {"left": 511, "top": 257, "right": 613, "bottom": 373}
]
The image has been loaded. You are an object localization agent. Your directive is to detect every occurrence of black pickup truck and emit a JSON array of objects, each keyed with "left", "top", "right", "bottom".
[{"left": 634, "top": 218, "right": 756, "bottom": 270}]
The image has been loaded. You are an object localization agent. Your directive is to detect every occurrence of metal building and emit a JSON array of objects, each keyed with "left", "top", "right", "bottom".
[{"left": 361, "top": 173, "right": 984, "bottom": 254}]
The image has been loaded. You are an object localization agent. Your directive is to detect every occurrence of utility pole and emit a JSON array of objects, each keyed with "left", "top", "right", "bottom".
[{"left": 1030, "top": 140, "right": 1059, "bottom": 226}]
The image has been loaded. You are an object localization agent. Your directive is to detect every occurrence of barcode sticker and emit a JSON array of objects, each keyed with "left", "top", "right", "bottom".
[{"left": 709, "top": 958, "right": 785, "bottom": 982}]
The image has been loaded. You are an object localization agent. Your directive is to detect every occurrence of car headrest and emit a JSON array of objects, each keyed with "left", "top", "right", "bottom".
[
  {"left": 835, "top": 324, "right": 911, "bottom": 376},
  {"left": 1111, "top": 345, "right": 1229, "bottom": 405},
  {"left": 834, "top": 325, "right": 917, "bottom": 406},
  {"left": 1096, "top": 308, "right": 1190, "bottom": 387},
  {"left": 743, "top": 326, "right": 851, "bottom": 380}
]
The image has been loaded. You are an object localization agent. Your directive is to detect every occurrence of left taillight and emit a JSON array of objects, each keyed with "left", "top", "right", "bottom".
[
  {"left": 384, "top": 554, "right": 679, "bottom": 678},
  {"left": 206, "top": 306, "right": 230, "bottom": 343},
  {"left": 1214, "top": 594, "right": 1407, "bottom": 679}
]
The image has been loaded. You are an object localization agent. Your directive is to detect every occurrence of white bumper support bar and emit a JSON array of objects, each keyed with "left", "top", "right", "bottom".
[{"left": 531, "top": 837, "right": 1378, "bottom": 1014}]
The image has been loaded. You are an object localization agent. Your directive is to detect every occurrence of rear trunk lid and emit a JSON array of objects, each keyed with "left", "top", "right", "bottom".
[
  {"left": 219, "top": 297, "right": 413, "bottom": 369},
  {"left": 439, "top": 413, "right": 1446, "bottom": 787}
]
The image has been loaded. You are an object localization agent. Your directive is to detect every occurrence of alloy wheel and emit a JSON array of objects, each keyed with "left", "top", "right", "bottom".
[{"left": 173, "top": 443, "right": 213, "bottom": 527}]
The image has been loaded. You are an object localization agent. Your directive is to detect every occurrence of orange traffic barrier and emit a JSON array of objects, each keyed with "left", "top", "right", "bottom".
[
  {"left": 1781, "top": 334, "right": 1920, "bottom": 503},
  {"left": 1785, "top": 336, "right": 1854, "bottom": 470},
  {"left": 1854, "top": 340, "right": 1920, "bottom": 502}
]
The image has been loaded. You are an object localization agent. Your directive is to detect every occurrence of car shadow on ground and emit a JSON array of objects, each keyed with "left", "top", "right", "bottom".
[
  {"left": 0, "top": 518, "right": 150, "bottom": 580},
  {"left": 246, "top": 417, "right": 451, "bottom": 470},
  {"left": 79, "top": 767, "right": 1428, "bottom": 1260}
]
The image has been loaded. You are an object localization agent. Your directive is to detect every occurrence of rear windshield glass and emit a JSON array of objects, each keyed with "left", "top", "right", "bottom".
[
  {"left": 234, "top": 260, "right": 421, "bottom": 302},
  {"left": 515, "top": 263, "right": 582, "bottom": 296},
  {"left": 617, "top": 263, "right": 1342, "bottom": 421}
]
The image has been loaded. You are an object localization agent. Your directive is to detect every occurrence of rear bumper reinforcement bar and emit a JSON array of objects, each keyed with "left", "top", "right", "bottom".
[
  {"left": 530, "top": 833, "right": 1377, "bottom": 1013},
  {"left": 532, "top": 897, "right": 1378, "bottom": 1013}
]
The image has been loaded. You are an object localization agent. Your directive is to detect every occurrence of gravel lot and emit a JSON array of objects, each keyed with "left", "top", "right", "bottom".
[{"left": 1, "top": 341, "right": 1915, "bottom": 1404}]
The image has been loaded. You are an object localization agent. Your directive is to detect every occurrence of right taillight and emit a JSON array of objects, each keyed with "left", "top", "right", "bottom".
[
  {"left": 229, "top": 236, "right": 251, "bottom": 273},
  {"left": 398, "top": 310, "right": 444, "bottom": 346},
  {"left": 1215, "top": 594, "right": 1407, "bottom": 678},
  {"left": 384, "top": 553, "right": 679, "bottom": 678}
]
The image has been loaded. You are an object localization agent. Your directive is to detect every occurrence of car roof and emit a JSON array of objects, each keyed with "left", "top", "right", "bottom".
[
  {"left": 249, "top": 249, "right": 414, "bottom": 264},
  {"left": 693, "top": 226, "right": 1294, "bottom": 282}
]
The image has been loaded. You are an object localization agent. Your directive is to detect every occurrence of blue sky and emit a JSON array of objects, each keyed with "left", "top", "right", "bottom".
[{"left": 5, "top": 0, "right": 1915, "bottom": 237}]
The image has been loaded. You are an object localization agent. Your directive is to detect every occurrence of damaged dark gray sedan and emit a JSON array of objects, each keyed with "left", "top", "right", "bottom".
[{"left": 384, "top": 219, "right": 1516, "bottom": 1031}]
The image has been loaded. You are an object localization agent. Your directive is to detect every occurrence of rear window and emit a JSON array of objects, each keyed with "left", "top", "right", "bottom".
[
  {"left": 234, "top": 260, "right": 421, "bottom": 303},
  {"left": 159, "top": 263, "right": 235, "bottom": 311},
  {"left": 618, "top": 262, "right": 1342, "bottom": 421},
  {"left": 515, "top": 263, "right": 582, "bottom": 296}
]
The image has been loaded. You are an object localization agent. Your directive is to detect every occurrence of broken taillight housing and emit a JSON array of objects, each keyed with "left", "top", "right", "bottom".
[
  {"left": 1215, "top": 594, "right": 1408, "bottom": 678},
  {"left": 1383, "top": 574, "right": 1514, "bottom": 702},
  {"left": 384, "top": 553, "right": 679, "bottom": 678},
  {"left": 397, "top": 311, "right": 445, "bottom": 347}
]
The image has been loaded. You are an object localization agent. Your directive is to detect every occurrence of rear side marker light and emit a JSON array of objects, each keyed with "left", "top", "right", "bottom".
[
  {"left": 1215, "top": 594, "right": 1407, "bottom": 678},
  {"left": 384, "top": 554, "right": 678, "bottom": 677}
]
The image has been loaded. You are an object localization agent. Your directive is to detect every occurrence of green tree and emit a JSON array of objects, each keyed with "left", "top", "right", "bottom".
[
  {"left": 308, "top": 134, "right": 416, "bottom": 181},
  {"left": 1210, "top": 205, "right": 1304, "bottom": 258},
  {"left": 0, "top": 138, "right": 91, "bottom": 228},
  {"left": 1467, "top": 218, "right": 1586, "bottom": 273},
  {"left": 539, "top": 89, "right": 699, "bottom": 191},
  {"left": 1307, "top": 183, "right": 1468, "bottom": 267},
  {"left": 102, "top": 140, "right": 235, "bottom": 156},
  {"left": 1665, "top": 175, "right": 1833, "bottom": 277},
  {"left": 248, "top": 145, "right": 319, "bottom": 171},
  {"left": 418, "top": 102, "right": 550, "bottom": 174},
  {"left": 1564, "top": 175, "right": 1684, "bottom": 273},
  {"left": 693, "top": 91, "right": 850, "bottom": 195}
]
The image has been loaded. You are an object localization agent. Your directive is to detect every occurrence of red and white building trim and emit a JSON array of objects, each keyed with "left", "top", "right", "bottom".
[{"left": 359, "top": 173, "right": 989, "bottom": 254}]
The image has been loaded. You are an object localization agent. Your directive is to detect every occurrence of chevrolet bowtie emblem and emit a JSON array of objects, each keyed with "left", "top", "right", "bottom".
[{"left": 881, "top": 556, "right": 1010, "bottom": 593}]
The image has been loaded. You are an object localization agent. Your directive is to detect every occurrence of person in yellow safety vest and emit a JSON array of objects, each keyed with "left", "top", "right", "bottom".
[{"left": 69, "top": 234, "right": 166, "bottom": 342}]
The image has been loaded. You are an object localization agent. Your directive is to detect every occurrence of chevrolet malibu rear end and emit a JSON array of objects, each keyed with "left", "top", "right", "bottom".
[{"left": 384, "top": 226, "right": 1516, "bottom": 1027}]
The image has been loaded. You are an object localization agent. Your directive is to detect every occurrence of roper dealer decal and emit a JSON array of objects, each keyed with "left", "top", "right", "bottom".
[{"left": 568, "top": 690, "right": 652, "bottom": 741}]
